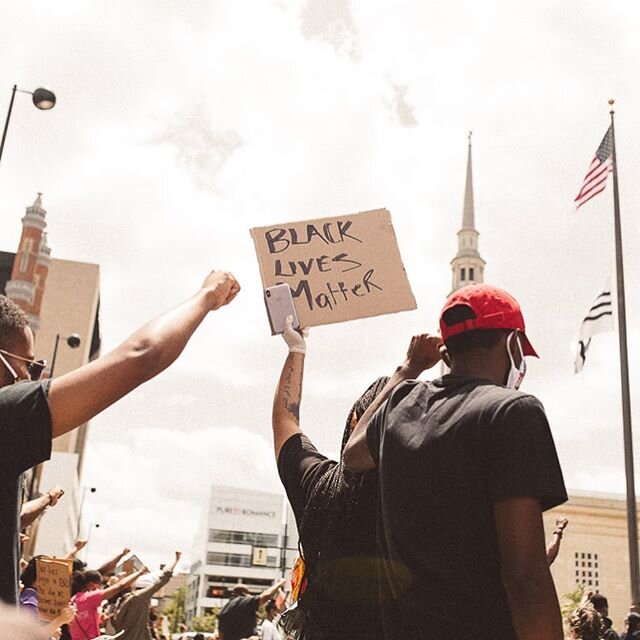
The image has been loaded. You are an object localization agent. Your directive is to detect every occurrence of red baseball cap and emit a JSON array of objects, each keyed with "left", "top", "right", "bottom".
[{"left": 439, "top": 284, "right": 538, "bottom": 357}]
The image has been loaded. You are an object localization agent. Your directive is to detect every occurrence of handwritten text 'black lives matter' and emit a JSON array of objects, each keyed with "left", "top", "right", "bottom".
[{"left": 264, "top": 221, "right": 382, "bottom": 312}]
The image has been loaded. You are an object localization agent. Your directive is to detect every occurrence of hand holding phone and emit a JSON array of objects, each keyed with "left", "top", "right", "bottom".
[{"left": 264, "top": 284, "right": 300, "bottom": 335}]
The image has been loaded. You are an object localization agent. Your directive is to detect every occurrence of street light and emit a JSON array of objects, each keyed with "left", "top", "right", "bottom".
[
  {"left": 26, "top": 332, "right": 82, "bottom": 502},
  {"left": 49, "top": 333, "right": 81, "bottom": 378},
  {"left": 76, "top": 486, "right": 97, "bottom": 539},
  {"left": 86, "top": 522, "right": 100, "bottom": 553},
  {"left": 0, "top": 84, "right": 57, "bottom": 166}
]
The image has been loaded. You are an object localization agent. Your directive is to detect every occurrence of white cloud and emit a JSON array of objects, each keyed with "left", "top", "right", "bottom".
[{"left": 82, "top": 425, "right": 279, "bottom": 569}]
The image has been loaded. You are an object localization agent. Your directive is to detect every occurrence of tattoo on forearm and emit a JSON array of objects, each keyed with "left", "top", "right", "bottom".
[
  {"left": 286, "top": 401, "right": 300, "bottom": 420},
  {"left": 279, "top": 355, "right": 302, "bottom": 423}
]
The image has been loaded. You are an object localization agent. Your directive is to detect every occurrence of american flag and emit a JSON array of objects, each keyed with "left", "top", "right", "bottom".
[{"left": 574, "top": 125, "right": 614, "bottom": 209}]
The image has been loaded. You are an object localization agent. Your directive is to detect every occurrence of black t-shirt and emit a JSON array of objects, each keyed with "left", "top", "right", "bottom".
[
  {"left": 217, "top": 594, "right": 260, "bottom": 640},
  {"left": 0, "top": 380, "right": 52, "bottom": 605},
  {"left": 366, "top": 375, "right": 568, "bottom": 640},
  {"left": 278, "top": 433, "right": 381, "bottom": 639}
]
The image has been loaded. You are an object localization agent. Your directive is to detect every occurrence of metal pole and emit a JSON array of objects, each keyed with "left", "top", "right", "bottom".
[
  {"left": 0, "top": 85, "right": 17, "bottom": 166},
  {"left": 49, "top": 333, "right": 61, "bottom": 378},
  {"left": 609, "top": 104, "right": 640, "bottom": 609},
  {"left": 280, "top": 496, "right": 289, "bottom": 578}
]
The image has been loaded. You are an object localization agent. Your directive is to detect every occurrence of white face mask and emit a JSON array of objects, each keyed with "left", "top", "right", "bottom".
[{"left": 505, "top": 330, "right": 526, "bottom": 390}]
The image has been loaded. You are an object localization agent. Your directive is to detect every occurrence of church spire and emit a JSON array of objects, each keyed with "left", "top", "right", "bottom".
[
  {"left": 462, "top": 131, "right": 475, "bottom": 229},
  {"left": 450, "top": 133, "right": 485, "bottom": 292}
]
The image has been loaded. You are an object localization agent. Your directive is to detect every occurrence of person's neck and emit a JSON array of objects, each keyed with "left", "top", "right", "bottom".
[{"left": 449, "top": 351, "right": 506, "bottom": 387}]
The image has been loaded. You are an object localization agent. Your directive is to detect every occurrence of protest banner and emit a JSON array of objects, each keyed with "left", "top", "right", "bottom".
[
  {"left": 251, "top": 208, "right": 416, "bottom": 330},
  {"left": 35, "top": 557, "right": 73, "bottom": 621}
]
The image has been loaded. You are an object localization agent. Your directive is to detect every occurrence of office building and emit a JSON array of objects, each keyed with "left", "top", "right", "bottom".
[{"left": 185, "top": 486, "right": 298, "bottom": 624}]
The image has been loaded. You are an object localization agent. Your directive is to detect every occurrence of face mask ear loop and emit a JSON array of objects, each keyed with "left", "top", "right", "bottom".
[
  {"left": 507, "top": 332, "right": 517, "bottom": 370},
  {"left": 518, "top": 337, "right": 526, "bottom": 378},
  {"left": 505, "top": 331, "right": 527, "bottom": 390}
]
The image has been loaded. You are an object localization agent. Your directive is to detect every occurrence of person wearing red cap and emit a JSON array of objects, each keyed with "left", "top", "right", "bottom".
[{"left": 344, "top": 284, "right": 568, "bottom": 640}]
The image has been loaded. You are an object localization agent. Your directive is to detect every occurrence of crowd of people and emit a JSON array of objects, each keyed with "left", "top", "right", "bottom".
[{"left": 0, "top": 270, "right": 636, "bottom": 639}]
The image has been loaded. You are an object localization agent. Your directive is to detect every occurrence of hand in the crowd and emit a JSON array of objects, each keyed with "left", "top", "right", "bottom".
[
  {"left": 122, "top": 547, "right": 131, "bottom": 556},
  {"left": 283, "top": 316, "right": 307, "bottom": 354},
  {"left": 47, "top": 487, "right": 65, "bottom": 507},
  {"left": 555, "top": 517, "right": 568, "bottom": 532},
  {"left": 58, "top": 604, "right": 76, "bottom": 625},
  {"left": 202, "top": 270, "right": 241, "bottom": 310},
  {"left": 74, "top": 539, "right": 88, "bottom": 551},
  {"left": 402, "top": 334, "right": 443, "bottom": 377},
  {"left": 175, "top": 551, "right": 182, "bottom": 561}
]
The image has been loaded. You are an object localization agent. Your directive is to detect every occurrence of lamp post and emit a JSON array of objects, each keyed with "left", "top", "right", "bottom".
[
  {"left": 86, "top": 522, "right": 100, "bottom": 554},
  {"left": 49, "top": 333, "right": 81, "bottom": 378},
  {"left": 76, "top": 486, "right": 97, "bottom": 539},
  {"left": 26, "top": 333, "right": 81, "bottom": 502},
  {"left": 0, "top": 84, "right": 56, "bottom": 166}
]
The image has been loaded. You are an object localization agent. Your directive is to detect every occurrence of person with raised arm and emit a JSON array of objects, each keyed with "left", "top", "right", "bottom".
[
  {"left": 69, "top": 568, "right": 148, "bottom": 640},
  {"left": 94, "top": 548, "right": 131, "bottom": 577},
  {"left": 344, "top": 284, "right": 567, "bottom": 640},
  {"left": 273, "top": 317, "right": 441, "bottom": 640},
  {"left": 20, "top": 486, "right": 65, "bottom": 530},
  {"left": 0, "top": 270, "right": 240, "bottom": 606},
  {"left": 112, "top": 552, "right": 182, "bottom": 640}
]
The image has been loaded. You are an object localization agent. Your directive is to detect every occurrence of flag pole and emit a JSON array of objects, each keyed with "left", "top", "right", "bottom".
[{"left": 609, "top": 99, "right": 640, "bottom": 610}]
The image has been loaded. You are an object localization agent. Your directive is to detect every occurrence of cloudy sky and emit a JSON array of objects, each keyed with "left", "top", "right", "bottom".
[{"left": 2, "top": 0, "right": 640, "bottom": 571}]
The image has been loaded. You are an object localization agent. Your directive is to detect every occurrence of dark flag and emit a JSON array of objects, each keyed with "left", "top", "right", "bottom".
[{"left": 574, "top": 278, "right": 613, "bottom": 372}]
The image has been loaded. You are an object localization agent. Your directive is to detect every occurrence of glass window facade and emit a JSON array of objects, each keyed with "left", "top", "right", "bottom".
[
  {"left": 208, "top": 528, "right": 279, "bottom": 547},
  {"left": 206, "top": 551, "right": 279, "bottom": 568}
]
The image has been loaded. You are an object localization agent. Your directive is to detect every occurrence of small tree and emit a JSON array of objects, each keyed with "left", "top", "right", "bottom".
[
  {"left": 191, "top": 612, "right": 217, "bottom": 632},
  {"left": 163, "top": 586, "right": 187, "bottom": 634},
  {"left": 561, "top": 583, "right": 585, "bottom": 636}
]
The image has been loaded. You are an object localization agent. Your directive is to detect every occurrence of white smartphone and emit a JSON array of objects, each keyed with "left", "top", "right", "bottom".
[{"left": 264, "top": 283, "right": 300, "bottom": 335}]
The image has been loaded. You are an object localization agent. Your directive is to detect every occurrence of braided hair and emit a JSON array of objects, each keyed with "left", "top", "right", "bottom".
[
  {"left": 280, "top": 376, "right": 390, "bottom": 639},
  {"left": 568, "top": 603, "right": 604, "bottom": 640}
]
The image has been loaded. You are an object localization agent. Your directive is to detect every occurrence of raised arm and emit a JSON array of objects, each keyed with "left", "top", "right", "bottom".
[
  {"left": 258, "top": 578, "right": 287, "bottom": 607},
  {"left": 20, "top": 486, "right": 64, "bottom": 529},
  {"left": 49, "top": 270, "right": 240, "bottom": 438},
  {"left": 546, "top": 517, "right": 568, "bottom": 566},
  {"left": 272, "top": 316, "right": 306, "bottom": 459},
  {"left": 133, "top": 552, "right": 182, "bottom": 600},
  {"left": 494, "top": 498, "right": 564, "bottom": 640},
  {"left": 65, "top": 538, "right": 88, "bottom": 560},
  {"left": 96, "top": 547, "right": 131, "bottom": 575},
  {"left": 165, "top": 550, "right": 181, "bottom": 575},
  {"left": 343, "top": 334, "right": 442, "bottom": 472},
  {"left": 102, "top": 568, "right": 147, "bottom": 600}
]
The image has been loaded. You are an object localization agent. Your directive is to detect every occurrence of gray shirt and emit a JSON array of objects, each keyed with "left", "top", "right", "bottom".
[{"left": 113, "top": 571, "right": 172, "bottom": 640}]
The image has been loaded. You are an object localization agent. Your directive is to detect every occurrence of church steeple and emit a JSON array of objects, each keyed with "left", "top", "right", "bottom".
[
  {"left": 450, "top": 132, "right": 485, "bottom": 292},
  {"left": 462, "top": 132, "right": 475, "bottom": 230}
]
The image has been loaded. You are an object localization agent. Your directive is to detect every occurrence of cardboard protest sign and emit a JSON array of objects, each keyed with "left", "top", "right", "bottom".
[
  {"left": 251, "top": 208, "right": 416, "bottom": 329},
  {"left": 35, "top": 557, "right": 73, "bottom": 621}
]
